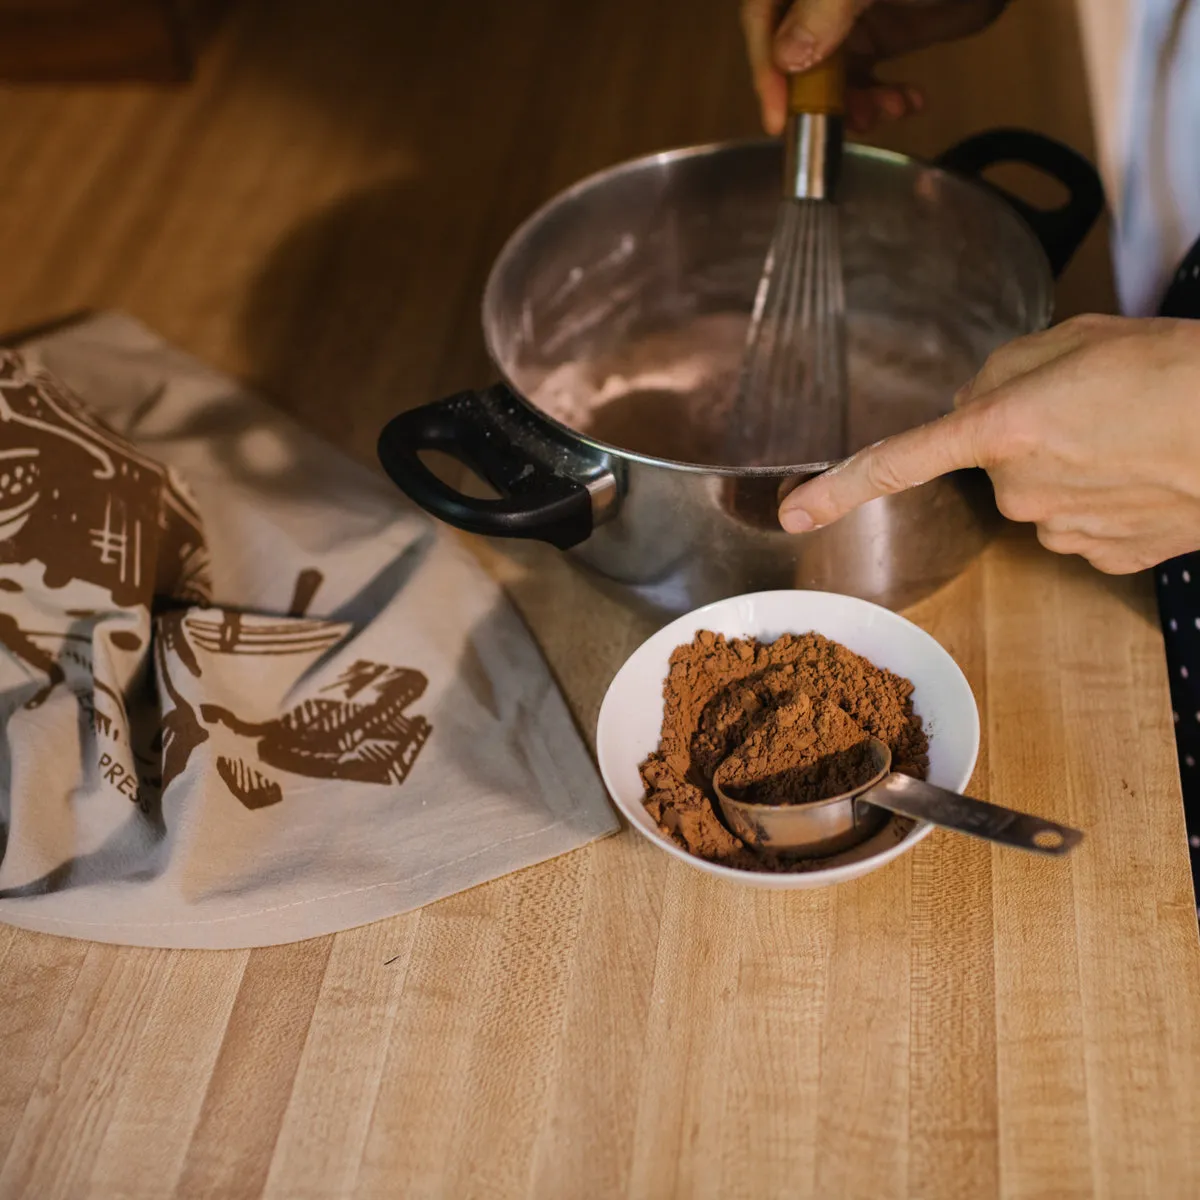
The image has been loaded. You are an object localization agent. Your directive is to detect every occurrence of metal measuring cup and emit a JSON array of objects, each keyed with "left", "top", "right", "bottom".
[{"left": 712, "top": 736, "right": 1084, "bottom": 860}]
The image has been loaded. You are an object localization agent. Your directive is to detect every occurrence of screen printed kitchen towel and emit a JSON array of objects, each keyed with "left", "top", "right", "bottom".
[{"left": 0, "top": 311, "right": 618, "bottom": 948}]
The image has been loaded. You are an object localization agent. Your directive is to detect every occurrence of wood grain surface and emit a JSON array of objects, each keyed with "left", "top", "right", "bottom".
[{"left": 0, "top": 1, "right": 1197, "bottom": 1197}]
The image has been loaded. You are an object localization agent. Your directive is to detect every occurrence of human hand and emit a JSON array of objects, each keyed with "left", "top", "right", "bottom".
[
  {"left": 741, "top": 0, "right": 1011, "bottom": 136},
  {"left": 778, "top": 315, "right": 1200, "bottom": 575}
]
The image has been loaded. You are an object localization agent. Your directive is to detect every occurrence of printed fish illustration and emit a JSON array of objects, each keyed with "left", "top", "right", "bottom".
[
  {"left": 216, "top": 756, "right": 284, "bottom": 810},
  {"left": 201, "top": 660, "right": 431, "bottom": 786}
]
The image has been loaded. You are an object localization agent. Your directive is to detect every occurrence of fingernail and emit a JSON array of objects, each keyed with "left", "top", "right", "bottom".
[
  {"left": 763, "top": 100, "right": 785, "bottom": 137},
  {"left": 775, "top": 25, "right": 817, "bottom": 72},
  {"left": 779, "top": 505, "right": 815, "bottom": 534}
]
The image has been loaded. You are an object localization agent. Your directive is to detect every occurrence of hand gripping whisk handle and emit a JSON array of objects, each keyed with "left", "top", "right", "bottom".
[
  {"left": 784, "top": 49, "right": 845, "bottom": 201},
  {"left": 787, "top": 48, "right": 846, "bottom": 115}
]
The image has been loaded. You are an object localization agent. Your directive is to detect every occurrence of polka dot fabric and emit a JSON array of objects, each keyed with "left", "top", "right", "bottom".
[
  {"left": 1155, "top": 236, "right": 1200, "bottom": 913},
  {"left": 1156, "top": 561, "right": 1200, "bottom": 895}
]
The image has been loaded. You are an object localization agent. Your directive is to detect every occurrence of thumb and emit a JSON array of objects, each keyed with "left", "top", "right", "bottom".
[
  {"left": 778, "top": 407, "right": 989, "bottom": 532},
  {"left": 775, "top": 0, "right": 872, "bottom": 71}
]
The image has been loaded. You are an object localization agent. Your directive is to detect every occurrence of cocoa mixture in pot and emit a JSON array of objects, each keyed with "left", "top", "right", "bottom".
[
  {"left": 639, "top": 630, "right": 928, "bottom": 870},
  {"left": 527, "top": 312, "right": 978, "bottom": 467}
]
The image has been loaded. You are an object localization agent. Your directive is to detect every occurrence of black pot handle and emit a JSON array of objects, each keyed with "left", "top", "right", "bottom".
[
  {"left": 377, "top": 385, "right": 609, "bottom": 550},
  {"left": 935, "top": 128, "right": 1105, "bottom": 278}
]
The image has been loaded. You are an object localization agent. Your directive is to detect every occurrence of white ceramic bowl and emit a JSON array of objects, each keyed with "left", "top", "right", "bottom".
[{"left": 595, "top": 590, "right": 980, "bottom": 888}]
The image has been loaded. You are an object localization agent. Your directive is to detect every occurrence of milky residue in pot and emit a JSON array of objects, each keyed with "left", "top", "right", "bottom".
[
  {"left": 526, "top": 310, "right": 983, "bottom": 468},
  {"left": 529, "top": 313, "right": 746, "bottom": 464}
]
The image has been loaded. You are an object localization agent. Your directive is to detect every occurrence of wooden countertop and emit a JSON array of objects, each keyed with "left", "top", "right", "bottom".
[{"left": 1, "top": 1, "right": 1198, "bottom": 1196}]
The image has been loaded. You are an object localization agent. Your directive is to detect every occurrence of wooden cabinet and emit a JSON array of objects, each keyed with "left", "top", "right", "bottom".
[{"left": 0, "top": 0, "right": 228, "bottom": 82}]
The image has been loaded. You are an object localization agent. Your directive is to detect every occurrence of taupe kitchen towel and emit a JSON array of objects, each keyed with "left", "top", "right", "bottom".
[{"left": 0, "top": 312, "right": 618, "bottom": 948}]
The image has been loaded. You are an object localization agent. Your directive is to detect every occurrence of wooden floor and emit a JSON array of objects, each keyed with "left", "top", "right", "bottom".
[{"left": 4, "top": 3, "right": 1196, "bottom": 1199}]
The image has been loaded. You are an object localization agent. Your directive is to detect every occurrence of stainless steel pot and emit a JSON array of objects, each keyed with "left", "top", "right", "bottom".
[{"left": 379, "top": 130, "right": 1102, "bottom": 615}]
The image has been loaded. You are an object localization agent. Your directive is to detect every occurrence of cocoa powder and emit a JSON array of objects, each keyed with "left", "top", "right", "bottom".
[
  {"left": 639, "top": 630, "right": 929, "bottom": 870},
  {"left": 717, "top": 693, "right": 881, "bottom": 806}
]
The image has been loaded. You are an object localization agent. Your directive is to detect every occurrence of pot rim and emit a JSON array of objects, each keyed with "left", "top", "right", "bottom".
[{"left": 480, "top": 136, "right": 1054, "bottom": 478}]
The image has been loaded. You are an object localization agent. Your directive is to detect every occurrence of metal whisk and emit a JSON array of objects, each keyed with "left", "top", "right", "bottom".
[{"left": 727, "top": 53, "right": 849, "bottom": 467}]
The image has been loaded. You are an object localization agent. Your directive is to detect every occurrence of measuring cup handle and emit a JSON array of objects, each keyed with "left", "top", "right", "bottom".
[
  {"left": 862, "top": 773, "right": 1083, "bottom": 856},
  {"left": 935, "top": 128, "right": 1104, "bottom": 279}
]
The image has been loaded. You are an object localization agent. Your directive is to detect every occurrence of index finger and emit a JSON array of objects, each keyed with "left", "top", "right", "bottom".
[
  {"left": 778, "top": 407, "right": 988, "bottom": 532},
  {"left": 742, "top": 0, "right": 789, "bottom": 134}
]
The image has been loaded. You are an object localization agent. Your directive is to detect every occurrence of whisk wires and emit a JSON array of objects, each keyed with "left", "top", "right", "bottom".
[{"left": 727, "top": 197, "right": 849, "bottom": 467}]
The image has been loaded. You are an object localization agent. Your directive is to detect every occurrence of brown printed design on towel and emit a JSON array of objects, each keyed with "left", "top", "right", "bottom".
[
  {"left": 0, "top": 348, "right": 209, "bottom": 714},
  {"left": 183, "top": 611, "right": 346, "bottom": 658},
  {"left": 203, "top": 660, "right": 432, "bottom": 788},
  {"left": 183, "top": 576, "right": 432, "bottom": 795},
  {"left": 0, "top": 351, "right": 210, "bottom": 606},
  {"left": 0, "top": 349, "right": 433, "bottom": 817},
  {"left": 216, "top": 756, "right": 284, "bottom": 810},
  {"left": 154, "top": 610, "right": 210, "bottom": 795},
  {"left": 153, "top": 576, "right": 434, "bottom": 805},
  {"left": 0, "top": 603, "right": 69, "bottom": 709}
]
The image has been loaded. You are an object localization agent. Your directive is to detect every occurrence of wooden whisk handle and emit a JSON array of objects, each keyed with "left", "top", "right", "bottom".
[{"left": 787, "top": 49, "right": 845, "bottom": 116}]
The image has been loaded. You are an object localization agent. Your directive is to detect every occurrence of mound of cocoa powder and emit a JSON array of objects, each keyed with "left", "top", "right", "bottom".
[
  {"left": 638, "top": 630, "right": 929, "bottom": 871},
  {"left": 717, "top": 693, "right": 881, "bottom": 806}
]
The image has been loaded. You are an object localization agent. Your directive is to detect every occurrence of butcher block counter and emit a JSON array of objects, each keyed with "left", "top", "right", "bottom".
[{"left": 0, "top": 1, "right": 1198, "bottom": 1197}]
